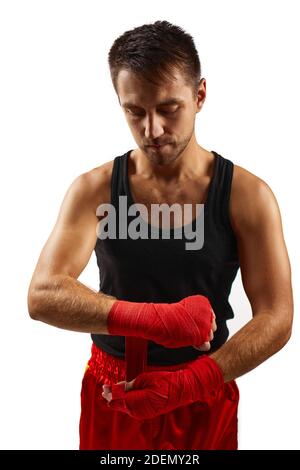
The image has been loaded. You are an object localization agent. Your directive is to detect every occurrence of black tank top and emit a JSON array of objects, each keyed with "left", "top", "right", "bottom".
[{"left": 91, "top": 149, "right": 240, "bottom": 365}]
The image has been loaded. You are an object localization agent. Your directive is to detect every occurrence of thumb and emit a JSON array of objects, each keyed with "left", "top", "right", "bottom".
[
  {"left": 124, "top": 378, "right": 136, "bottom": 392},
  {"left": 104, "top": 378, "right": 138, "bottom": 406},
  {"left": 112, "top": 379, "right": 136, "bottom": 393}
]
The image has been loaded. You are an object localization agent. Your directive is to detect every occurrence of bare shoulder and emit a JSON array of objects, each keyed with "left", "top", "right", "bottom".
[
  {"left": 71, "top": 159, "right": 114, "bottom": 213},
  {"left": 230, "top": 163, "right": 282, "bottom": 236}
]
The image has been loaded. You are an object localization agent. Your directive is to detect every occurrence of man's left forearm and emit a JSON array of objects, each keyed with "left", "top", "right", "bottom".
[{"left": 210, "top": 309, "right": 293, "bottom": 383}]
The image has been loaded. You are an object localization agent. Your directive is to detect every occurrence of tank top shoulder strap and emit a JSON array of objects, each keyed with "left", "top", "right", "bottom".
[
  {"left": 208, "top": 150, "right": 235, "bottom": 232},
  {"left": 110, "top": 152, "right": 128, "bottom": 207}
]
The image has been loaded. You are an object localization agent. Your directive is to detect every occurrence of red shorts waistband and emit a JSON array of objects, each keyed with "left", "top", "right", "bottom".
[{"left": 86, "top": 343, "right": 196, "bottom": 386}]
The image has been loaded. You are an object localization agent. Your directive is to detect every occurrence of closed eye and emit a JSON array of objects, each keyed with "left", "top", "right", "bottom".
[
  {"left": 160, "top": 108, "right": 178, "bottom": 115},
  {"left": 125, "top": 107, "right": 179, "bottom": 117}
]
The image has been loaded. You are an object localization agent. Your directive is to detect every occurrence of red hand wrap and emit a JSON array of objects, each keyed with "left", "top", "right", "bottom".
[
  {"left": 107, "top": 294, "right": 213, "bottom": 348},
  {"left": 107, "top": 355, "right": 224, "bottom": 420}
]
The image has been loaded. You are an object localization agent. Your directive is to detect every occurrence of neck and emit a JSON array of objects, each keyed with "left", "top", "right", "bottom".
[{"left": 132, "top": 136, "right": 210, "bottom": 183}]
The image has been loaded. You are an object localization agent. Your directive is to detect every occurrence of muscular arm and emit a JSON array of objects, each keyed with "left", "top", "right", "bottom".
[
  {"left": 210, "top": 168, "right": 293, "bottom": 382},
  {"left": 27, "top": 168, "right": 116, "bottom": 334},
  {"left": 27, "top": 167, "right": 214, "bottom": 347},
  {"left": 102, "top": 168, "right": 294, "bottom": 414}
]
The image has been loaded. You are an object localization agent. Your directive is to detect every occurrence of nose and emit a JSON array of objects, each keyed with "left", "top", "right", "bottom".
[{"left": 144, "top": 114, "right": 165, "bottom": 140}]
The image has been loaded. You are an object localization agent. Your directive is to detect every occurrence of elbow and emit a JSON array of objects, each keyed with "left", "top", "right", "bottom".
[
  {"left": 27, "top": 289, "right": 40, "bottom": 320},
  {"left": 284, "top": 305, "right": 294, "bottom": 343},
  {"left": 277, "top": 327, "right": 292, "bottom": 356},
  {"left": 27, "top": 285, "right": 46, "bottom": 321},
  {"left": 282, "top": 322, "right": 293, "bottom": 346},
  {"left": 27, "top": 274, "right": 65, "bottom": 321},
  {"left": 277, "top": 312, "right": 293, "bottom": 350},
  {"left": 283, "top": 293, "right": 294, "bottom": 345}
]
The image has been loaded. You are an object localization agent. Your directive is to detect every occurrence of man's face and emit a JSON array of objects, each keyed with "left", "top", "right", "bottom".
[{"left": 116, "top": 68, "right": 205, "bottom": 165}]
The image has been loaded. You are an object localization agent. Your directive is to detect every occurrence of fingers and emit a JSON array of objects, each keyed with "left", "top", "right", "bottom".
[
  {"left": 193, "top": 323, "right": 215, "bottom": 351},
  {"left": 102, "top": 379, "right": 136, "bottom": 402},
  {"left": 126, "top": 379, "right": 136, "bottom": 391},
  {"left": 193, "top": 309, "right": 216, "bottom": 351},
  {"left": 102, "top": 383, "right": 112, "bottom": 402},
  {"left": 211, "top": 309, "right": 217, "bottom": 332},
  {"left": 193, "top": 341, "right": 211, "bottom": 351}
]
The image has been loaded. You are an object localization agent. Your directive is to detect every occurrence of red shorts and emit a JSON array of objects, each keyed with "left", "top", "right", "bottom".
[{"left": 79, "top": 343, "right": 239, "bottom": 450}]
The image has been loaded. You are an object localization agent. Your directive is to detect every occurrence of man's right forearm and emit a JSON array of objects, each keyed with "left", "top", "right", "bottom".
[
  {"left": 28, "top": 280, "right": 215, "bottom": 349},
  {"left": 27, "top": 274, "right": 116, "bottom": 334}
]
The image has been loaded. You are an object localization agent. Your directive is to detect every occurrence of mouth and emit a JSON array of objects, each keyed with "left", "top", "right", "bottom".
[{"left": 147, "top": 143, "right": 169, "bottom": 149}]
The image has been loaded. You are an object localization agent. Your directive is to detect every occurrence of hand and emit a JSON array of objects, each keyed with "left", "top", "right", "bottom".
[
  {"left": 102, "top": 312, "right": 217, "bottom": 401},
  {"left": 193, "top": 310, "right": 217, "bottom": 351},
  {"left": 102, "top": 380, "right": 133, "bottom": 403},
  {"left": 107, "top": 294, "right": 216, "bottom": 349},
  {"left": 102, "top": 355, "right": 224, "bottom": 420}
]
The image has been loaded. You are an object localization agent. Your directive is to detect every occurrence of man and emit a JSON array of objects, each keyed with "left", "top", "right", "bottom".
[{"left": 27, "top": 20, "right": 293, "bottom": 450}]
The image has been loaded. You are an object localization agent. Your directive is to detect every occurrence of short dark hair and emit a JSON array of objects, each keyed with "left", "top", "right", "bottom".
[{"left": 108, "top": 20, "right": 201, "bottom": 98}]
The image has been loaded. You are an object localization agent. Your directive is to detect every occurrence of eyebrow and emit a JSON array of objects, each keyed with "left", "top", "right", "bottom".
[{"left": 121, "top": 98, "right": 184, "bottom": 109}]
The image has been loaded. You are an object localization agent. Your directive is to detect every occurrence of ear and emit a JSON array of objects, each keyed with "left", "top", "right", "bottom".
[{"left": 196, "top": 78, "right": 206, "bottom": 113}]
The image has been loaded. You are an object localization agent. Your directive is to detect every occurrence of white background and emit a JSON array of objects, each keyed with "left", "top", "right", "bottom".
[{"left": 0, "top": 0, "right": 299, "bottom": 450}]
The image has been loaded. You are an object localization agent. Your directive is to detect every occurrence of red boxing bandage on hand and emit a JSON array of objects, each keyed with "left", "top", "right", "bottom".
[
  {"left": 107, "top": 355, "right": 224, "bottom": 420},
  {"left": 107, "top": 295, "right": 213, "bottom": 348}
]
